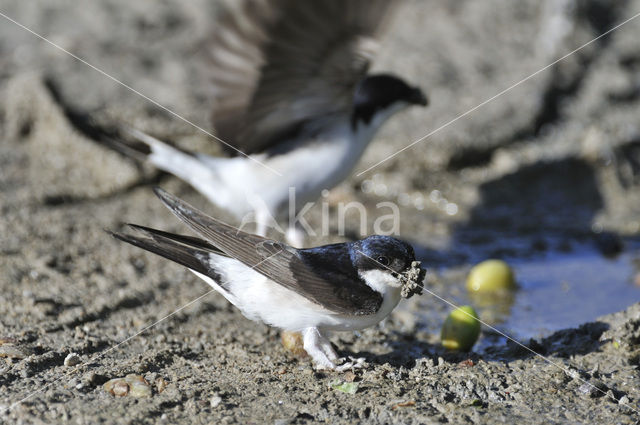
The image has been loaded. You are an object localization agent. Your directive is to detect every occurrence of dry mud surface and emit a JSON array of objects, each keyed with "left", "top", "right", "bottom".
[{"left": 2, "top": 0, "right": 640, "bottom": 423}]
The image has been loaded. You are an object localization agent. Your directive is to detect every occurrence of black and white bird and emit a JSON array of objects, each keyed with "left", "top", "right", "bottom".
[
  {"left": 117, "top": 0, "right": 428, "bottom": 246},
  {"left": 110, "top": 188, "right": 425, "bottom": 370}
]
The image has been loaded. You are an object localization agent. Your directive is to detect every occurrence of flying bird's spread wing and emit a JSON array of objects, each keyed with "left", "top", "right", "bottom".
[
  {"left": 149, "top": 188, "right": 382, "bottom": 315},
  {"left": 208, "top": 0, "right": 398, "bottom": 154}
]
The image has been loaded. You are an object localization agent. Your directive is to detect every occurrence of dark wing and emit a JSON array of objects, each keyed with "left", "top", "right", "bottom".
[
  {"left": 208, "top": 0, "right": 398, "bottom": 154},
  {"left": 153, "top": 188, "right": 382, "bottom": 315},
  {"left": 108, "top": 224, "right": 228, "bottom": 277}
]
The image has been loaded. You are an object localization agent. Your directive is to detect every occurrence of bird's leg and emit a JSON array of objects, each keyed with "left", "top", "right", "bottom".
[
  {"left": 317, "top": 332, "right": 339, "bottom": 361},
  {"left": 302, "top": 327, "right": 339, "bottom": 369},
  {"left": 254, "top": 208, "right": 270, "bottom": 237},
  {"left": 285, "top": 222, "right": 306, "bottom": 248},
  {"left": 302, "top": 328, "right": 367, "bottom": 371}
]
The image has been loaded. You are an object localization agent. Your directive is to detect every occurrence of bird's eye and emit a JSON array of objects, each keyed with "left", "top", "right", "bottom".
[{"left": 377, "top": 256, "right": 389, "bottom": 266}]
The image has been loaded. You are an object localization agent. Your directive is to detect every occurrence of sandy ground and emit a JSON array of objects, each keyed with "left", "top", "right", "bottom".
[{"left": 1, "top": 0, "right": 640, "bottom": 423}]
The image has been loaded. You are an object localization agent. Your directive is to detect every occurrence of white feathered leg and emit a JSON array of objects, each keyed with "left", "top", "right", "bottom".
[
  {"left": 303, "top": 328, "right": 338, "bottom": 369},
  {"left": 302, "top": 328, "right": 367, "bottom": 371},
  {"left": 285, "top": 223, "right": 306, "bottom": 248}
]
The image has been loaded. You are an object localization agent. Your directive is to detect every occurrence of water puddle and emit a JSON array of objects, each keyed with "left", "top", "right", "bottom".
[{"left": 413, "top": 241, "right": 640, "bottom": 351}]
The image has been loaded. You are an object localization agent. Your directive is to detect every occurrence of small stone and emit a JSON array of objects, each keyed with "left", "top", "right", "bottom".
[
  {"left": 618, "top": 396, "right": 629, "bottom": 405},
  {"left": 103, "top": 374, "right": 151, "bottom": 398},
  {"left": 391, "top": 400, "right": 416, "bottom": 410},
  {"left": 210, "top": 395, "right": 222, "bottom": 408},
  {"left": 112, "top": 381, "right": 129, "bottom": 397},
  {"left": 343, "top": 371, "right": 356, "bottom": 382},
  {"left": 155, "top": 377, "right": 168, "bottom": 393},
  {"left": 102, "top": 379, "right": 119, "bottom": 395},
  {"left": 0, "top": 344, "right": 28, "bottom": 359},
  {"left": 281, "top": 331, "right": 307, "bottom": 358},
  {"left": 64, "top": 352, "right": 81, "bottom": 367},
  {"left": 577, "top": 380, "right": 608, "bottom": 398},
  {"left": 127, "top": 374, "right": 152, "bottom": 398}
]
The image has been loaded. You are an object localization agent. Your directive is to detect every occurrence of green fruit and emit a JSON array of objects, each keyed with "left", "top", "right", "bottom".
[
  {"left": 466, "top": 259, "right": 516, "bottom": 293},
  {"left": 441, "top": 306, "right": 481, "bottom": 351}
]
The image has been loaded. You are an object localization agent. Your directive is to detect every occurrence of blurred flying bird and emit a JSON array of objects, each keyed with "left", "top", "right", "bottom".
[{"left": 113, "top": 0, "right": 428, "bottom": 246}]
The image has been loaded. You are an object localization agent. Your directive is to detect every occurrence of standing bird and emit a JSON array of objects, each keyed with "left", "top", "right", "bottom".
[
  {"left": 110, "top": 188, "right": 425, "bottom": 370},
  {"left": 119, "top": 0, "right": 428, "bottom": 246}
]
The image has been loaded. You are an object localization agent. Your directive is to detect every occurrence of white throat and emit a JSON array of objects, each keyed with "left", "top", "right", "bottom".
[{"left": 359, "top": 269, "right": 403, "bottom": 293}]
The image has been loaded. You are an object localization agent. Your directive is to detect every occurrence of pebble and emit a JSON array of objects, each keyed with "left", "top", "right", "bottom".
[
  {"left": 103, "top": 374, "right": 152, "bottom": 398},
  {"left": 155, "top": 377, "right": 168, "bottom": 393},
  {"left": 343, "top": 371, "right": 356, "bottom": 383},
  {"left": 281, "top": 331, "right": 307, "bottom": 358},
  {"left": 577, "top": 381, "right": 608, "bottom": 398},
  {"left": 113, "top": 381, "right": 129, "bottom": 397},
  {"left": 63, "top": 352, "right": 81, "bottom": 367},
  {"left": 0, "top": 344, "right": 29, "bottom": 359},
  {"left": 210, "top": 395, "right": 222, "bottom": 408}
]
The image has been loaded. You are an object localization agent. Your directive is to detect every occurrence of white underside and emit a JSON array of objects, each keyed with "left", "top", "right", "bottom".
[
  {"left": 191, "top": 254, "right": 402, "bottom": 333},
  {"left": 190, "top": 253, "right": 403, "bottom": 369}
]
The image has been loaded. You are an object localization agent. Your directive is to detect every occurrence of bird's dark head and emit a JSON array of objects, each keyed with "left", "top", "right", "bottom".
[
  {"left": 350, "top": 235, "right": 419, "bottom": 294},
  {"left": 351, "top": 235, "right": 416, "bottom": 274},
  {"left": 352, "top": 74, "right": 428, "bottom": 129}
]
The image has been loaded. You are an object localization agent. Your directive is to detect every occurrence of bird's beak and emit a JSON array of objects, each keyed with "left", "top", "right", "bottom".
[{"left": 409, "top": 88, "right": 428, "bottom": 106}]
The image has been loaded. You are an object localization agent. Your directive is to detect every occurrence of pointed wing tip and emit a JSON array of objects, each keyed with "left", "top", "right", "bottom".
[
  {"left": 152, "top": 186, "right": 189, "bottom": 210},
  {"left": 152, "top": 186, "right": 169, "bottom": 200},
  {"left": 106, "top": 228, "right": 136, "bottom": 246},
  {"left": 106, "top": 223, "right": 151, "bottom": 241},
  {"left": 105, "top": 225, "right": 130, "bottom": 238},
  {"left": 152, "top": 186, "right": 184, "bottom": 214}
]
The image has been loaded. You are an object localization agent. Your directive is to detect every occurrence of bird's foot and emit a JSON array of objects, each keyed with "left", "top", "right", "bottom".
[
  {"left": 334, "top": 356, "right": 367, "bottom": 372},
  {"left": 312, "top": 356, "right": 367, "bottom": 371},
  {"left": 303, "top": 328, "right": 366, "bottom": 371}
]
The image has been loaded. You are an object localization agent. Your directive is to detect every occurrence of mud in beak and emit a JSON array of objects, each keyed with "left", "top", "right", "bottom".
[{"left": 400, "top": 261, "right": 426, "bottom": 298}]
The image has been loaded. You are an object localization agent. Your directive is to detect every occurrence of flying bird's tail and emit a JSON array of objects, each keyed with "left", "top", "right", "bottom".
[{"left": 120, "top": 128, "right": 240, "bottom": 213}]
